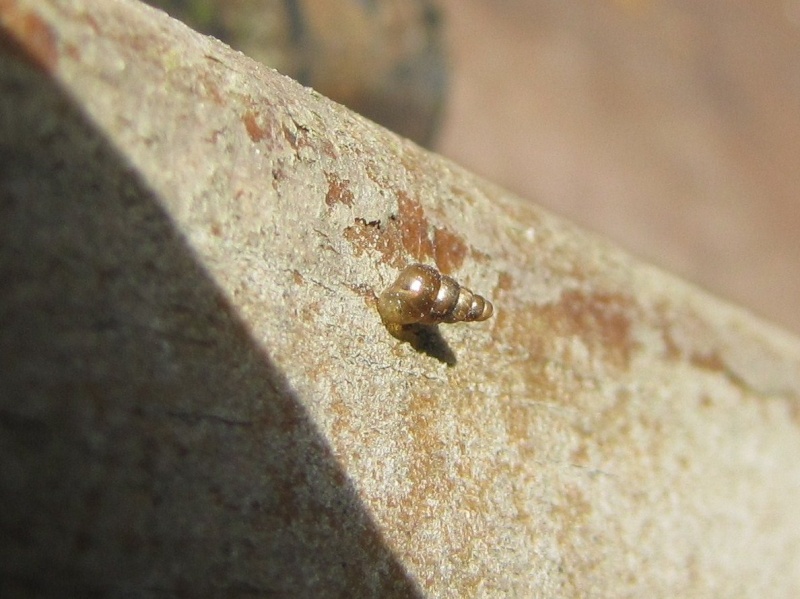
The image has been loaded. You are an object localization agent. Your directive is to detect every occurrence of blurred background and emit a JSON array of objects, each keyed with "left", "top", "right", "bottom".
[{"left": 146, "top": 0, "right": 800, "bottom": 335}]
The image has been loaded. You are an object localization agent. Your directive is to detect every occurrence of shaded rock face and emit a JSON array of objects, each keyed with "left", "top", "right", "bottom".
[{"left": 0, "top": 17, "right": 420, "bottom": 598}]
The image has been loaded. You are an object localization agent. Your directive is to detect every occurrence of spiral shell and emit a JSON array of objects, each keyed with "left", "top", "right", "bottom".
[{"left": 377, "top": 264, "right": 493, "bottom": 326}]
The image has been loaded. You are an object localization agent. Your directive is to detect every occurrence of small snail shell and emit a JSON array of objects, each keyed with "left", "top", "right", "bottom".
[{"left": 377, "top": 264, "right": 494, "bottom": 326}]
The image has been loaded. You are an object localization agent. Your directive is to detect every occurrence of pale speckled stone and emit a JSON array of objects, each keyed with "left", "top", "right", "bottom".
[{"left": 1, "top": 0, "right": 800, "bottom": 597}]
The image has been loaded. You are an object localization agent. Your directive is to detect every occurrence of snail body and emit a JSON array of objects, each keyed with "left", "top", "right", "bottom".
[{"left": 377, "top": 264, "right": 493, "bottom": 326}]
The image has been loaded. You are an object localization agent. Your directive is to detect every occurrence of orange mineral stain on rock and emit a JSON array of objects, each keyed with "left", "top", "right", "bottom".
[
  {"left": 655, "top": 304, "right": 758, "bottom": 394},
  {"left": 281, "top": 122, "right": 313, "bottom": 153},
  {"left": 343, "top": 191, "right": 478, "bottom": 277},
  {"left": 494, "top": 271, "right": 514, "bottom": 295},
  {"left": 343, "top": 217, "right": 405, "bottom": 268},
  {"left": 393, "top": 391, "right": 477, "bottom": 590},
  {"left": 432, "top": 226, "right": 467, "bottom": 274},
  {"left": 324, "top": 173, "right": 355, "bottom": 208},
  {"left": 396, "top": 191, "right": 434, "bottom": 262},
  {"left": 242, "top": 110, "right": 267, "bottom": 142},
  {"left": 689, "top": 350, "right": 726, "bottom": 373},
  {"left": 547, "top": 290, "right": 638, "bottom": 371},
  {"left": 1, "top": 4, "right": 59, "bottom": 73}
]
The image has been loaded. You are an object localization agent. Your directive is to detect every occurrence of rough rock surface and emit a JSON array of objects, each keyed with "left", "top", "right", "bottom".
[{"left": 2, "top": 0, "right": 799, "bottom": 597}]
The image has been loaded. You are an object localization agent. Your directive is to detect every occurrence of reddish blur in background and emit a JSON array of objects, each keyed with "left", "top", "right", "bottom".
[
  {"left": 148, "top": 0, "right": 800, "bottom": 335},
  {"left": 438, "top": 0, "right": 800, "bottom": 336}
]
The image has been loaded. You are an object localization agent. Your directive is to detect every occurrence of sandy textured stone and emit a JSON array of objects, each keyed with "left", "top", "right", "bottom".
[{"left": 1, "top": 0, "right": 799, "bottom": 597}]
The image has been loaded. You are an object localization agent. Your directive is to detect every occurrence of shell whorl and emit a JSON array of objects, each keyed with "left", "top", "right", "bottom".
[{"left": 377, "top": 264, "right": 494, "bottom": 326}]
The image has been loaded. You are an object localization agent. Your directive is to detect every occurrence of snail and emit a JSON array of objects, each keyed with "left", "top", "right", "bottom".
[{"left": 377, "top": 264, "right": 493, "bottom": 326}]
